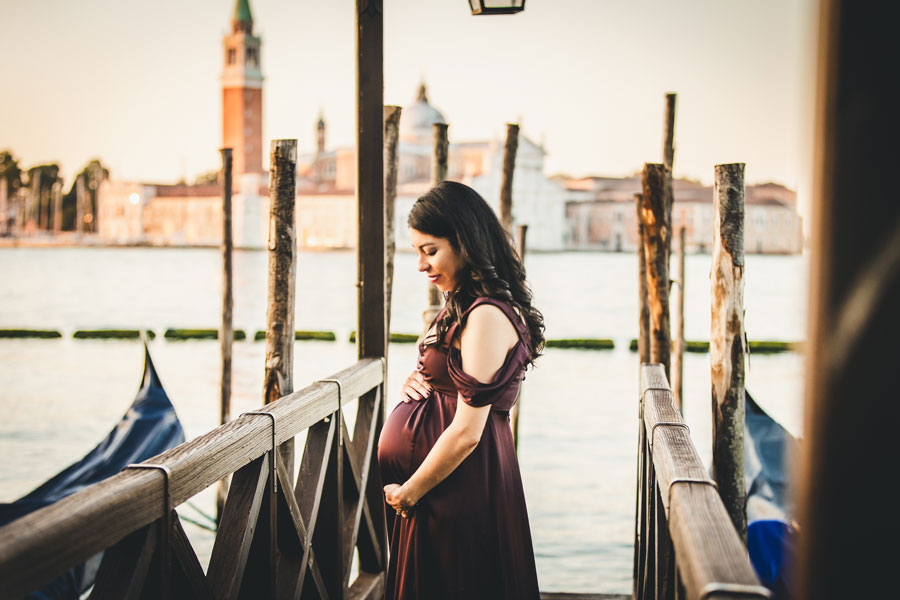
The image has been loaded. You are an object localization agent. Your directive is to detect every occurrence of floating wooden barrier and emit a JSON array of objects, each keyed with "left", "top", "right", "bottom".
[
  {"left": 0, "top": 329, "right": 62, "bottom": 339},
  {"left": 164, "top": 328, "right": 246, "bottom": 341},
  {"left": 545, "top": 339, "right": 615, "bottom": 350},
  {"left": 349, "top": 331, "right": 418, "bottom": 344},
  {"left": 629, "top": 339, "right": 800, "bottom": 354},
  {"left": 73, "top": 329, "right": 156, "bottom": 340}
]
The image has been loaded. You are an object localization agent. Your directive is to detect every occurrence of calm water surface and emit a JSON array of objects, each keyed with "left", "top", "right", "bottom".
[{"left": 0, "top": 247, "right": 807, "bottom": 594}]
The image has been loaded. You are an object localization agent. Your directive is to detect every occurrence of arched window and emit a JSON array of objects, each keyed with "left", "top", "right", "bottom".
[{"left": 227, "top": 48, "right": 236, "bottom": 65}]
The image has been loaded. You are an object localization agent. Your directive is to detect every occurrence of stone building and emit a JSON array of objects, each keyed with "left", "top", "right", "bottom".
[{"left": 563, "top": 176, "right": 803, "bottom": 254}]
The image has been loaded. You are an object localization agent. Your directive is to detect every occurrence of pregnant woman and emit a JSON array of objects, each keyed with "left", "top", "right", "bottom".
[{"left": 377, "top": 181, "right": 544, "bottom": 599}]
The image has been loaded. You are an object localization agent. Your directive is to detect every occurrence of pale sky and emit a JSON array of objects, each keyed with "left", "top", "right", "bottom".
[{"left": 1, "top": 0, "right": 817, "bottom": 196}]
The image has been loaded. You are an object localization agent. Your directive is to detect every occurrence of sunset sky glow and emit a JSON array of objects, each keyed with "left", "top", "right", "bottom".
[{"left": 1, "top": 0, "right": 816, "bottom": 199}]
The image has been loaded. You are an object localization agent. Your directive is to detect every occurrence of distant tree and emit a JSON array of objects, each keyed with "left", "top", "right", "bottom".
[
  {"left": 25, "top": 163, "right": 61, "bottom": 230},
  {"left": 0, "top": 150, "right": 23, "bottom": 195},
  {"left": 62, "top": 159, "right": 109, "bottom": 231},
  {"left": 194, "top": 169, "right": 219, "bottom": 186}
]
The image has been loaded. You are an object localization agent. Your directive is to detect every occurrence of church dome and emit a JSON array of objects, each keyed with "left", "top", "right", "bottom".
[{"left": 400, "top": 84, "right": 447, "bottom": 143}]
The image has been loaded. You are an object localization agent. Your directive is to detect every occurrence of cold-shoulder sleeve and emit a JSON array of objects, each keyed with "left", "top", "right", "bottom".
[
  {"left": 446, "top": 345, "right": 525, "bottom": 407},
  {"left": 445, "top": 298, "right": 529, "bottom": 408}
]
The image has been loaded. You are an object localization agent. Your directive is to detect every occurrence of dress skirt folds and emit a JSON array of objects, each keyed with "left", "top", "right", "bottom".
[{"left": 377, "top": 297, "right": 540, "bottom": 600}]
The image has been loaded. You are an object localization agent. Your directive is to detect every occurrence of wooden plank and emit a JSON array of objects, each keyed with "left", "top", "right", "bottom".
[
  {"left": 0, "top": 359, "right": 382, "bottom": 599},
  {"left": 274, "top": 454, "right": 329, "bottom": 600},
  {"left": 640, "top": 365, "right": 764, "bottom": 599},
  {"left": 207, "top": 455, "right": 269, "bottom": 600},
  {"left": 293, "top": 416, "right": 337, "bottom": 598},
  {"left": 347, "top": 571, "right": 385, "bottom": 600},
  {"left": 169, "top": 516, "right": 214, "bottom": 600},
  {"left": 88, "top": 524, "right": 156, "bottom": 600}
]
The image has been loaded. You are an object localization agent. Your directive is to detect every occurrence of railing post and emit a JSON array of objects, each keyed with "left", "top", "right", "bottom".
[
  {"left": 265, "top": 139, "right": 298, "bottom": 480},
  {"left": 710, "top": 163, "right": 747, "bottom": 543},
  {"left": 639, "top": 164, "right": 671, "bottom": 377}
]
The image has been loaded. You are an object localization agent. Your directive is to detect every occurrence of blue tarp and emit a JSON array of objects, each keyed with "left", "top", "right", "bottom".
[
  {"left": 0, "top": 344, "right": 185, "bottom": 598},
  {"left": 744, "top": 391, "right": 800, "bottom": 599}
]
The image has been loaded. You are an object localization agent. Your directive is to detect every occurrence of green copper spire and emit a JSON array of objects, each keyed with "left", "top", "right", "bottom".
[{"left": 234, "top": 0, "right": 253, "bottom": 23}]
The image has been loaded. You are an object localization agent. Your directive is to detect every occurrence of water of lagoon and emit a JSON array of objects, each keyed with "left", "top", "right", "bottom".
[{"left": 0, "top": 247, "right": 806, "bottom": 594}]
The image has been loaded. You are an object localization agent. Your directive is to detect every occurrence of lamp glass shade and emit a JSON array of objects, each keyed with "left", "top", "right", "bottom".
[{"left": 469, "top": 0, "right": 525, "bottom": 15}]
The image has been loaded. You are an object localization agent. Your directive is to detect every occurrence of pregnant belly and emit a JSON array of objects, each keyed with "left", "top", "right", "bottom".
[{"left": 377, "top": 392, "right": 455, "bottom": 485}]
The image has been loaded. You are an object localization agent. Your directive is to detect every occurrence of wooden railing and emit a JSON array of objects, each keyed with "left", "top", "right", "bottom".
[
  {"left": 0, "top": 358, "right": 387, "bottom": 600},
  {"left": 633, "top": 364, "right": 770, "bottom": 600}
]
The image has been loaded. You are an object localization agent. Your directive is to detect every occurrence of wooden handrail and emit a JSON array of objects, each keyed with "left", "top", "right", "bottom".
[
  {"left": 637, "top": 364, "right": 769, "bottom": 600},
  {"left": 0, "top": 357, "right": 383, "bottom": 599}
]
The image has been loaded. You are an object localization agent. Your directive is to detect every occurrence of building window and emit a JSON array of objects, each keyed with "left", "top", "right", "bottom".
[
  {"left": 247, "top": 47, "right": 258, "bottom": 67},
  {"left": 227, "top": 48, "right": 236, "bottom": 65}
]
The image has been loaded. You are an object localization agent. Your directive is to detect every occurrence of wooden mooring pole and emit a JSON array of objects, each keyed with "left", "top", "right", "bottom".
[
  {"left": 662, "top": 93, "right": 676, "bottom": 258},
  {"left": 710, "top": 163, "right": 747, "bottom": 543},
  {"left": 510, "top": 224, "right": 528, "bottom": 450},
  {"left": 425, "top": 122, "right": 449, "bottom": 326},
  {"left": 356, "top": 0, "right": 389, "bottom": 586},
  {"left": 797, "top": 1, "right": 900, "bottom": 597},
  {"left": 671, "top": 226, "right": 685, "bottom": 412},
  {"left": 635, "top": 192, "right": 650, "bottom": 364},
  {"left": 639, "top": 164, "right": 671, "bottom": 377},
  {"left": 217, "top": 147, "right": 233, "bottom": 521},
  {"left": 264, "top": 139, "right": 298, "bottom": 481},
  {"left": 384, "top": 105, "right": 401, "bottom": 339},
  {"left": 500, "top": 123, "right": 519, "bottom": 232}
]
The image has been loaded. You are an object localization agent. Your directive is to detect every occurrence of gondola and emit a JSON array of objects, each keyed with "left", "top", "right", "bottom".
[{"left": 0, "top": 342, "right": 185, "bottom": 599}]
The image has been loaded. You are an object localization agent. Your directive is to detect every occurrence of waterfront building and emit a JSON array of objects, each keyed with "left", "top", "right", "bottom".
[
  {"left": 297, "top": 84, "right": 568, "bottom": 251},
  {"left": 562, "top": 176, "right": 803, "bottom": 254}
]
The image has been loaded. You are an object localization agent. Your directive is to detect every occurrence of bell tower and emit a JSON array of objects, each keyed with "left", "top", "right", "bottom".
[{"left": 222, "top": 0, "right": 263, "bottom": 182}]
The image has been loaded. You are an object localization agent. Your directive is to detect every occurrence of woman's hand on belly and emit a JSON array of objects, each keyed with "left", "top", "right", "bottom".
[{"left": 402, "top": 369, "right": 432, "bottom": 402}]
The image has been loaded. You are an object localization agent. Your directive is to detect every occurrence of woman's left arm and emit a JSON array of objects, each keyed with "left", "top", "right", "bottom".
[{"left": 384, "top": 304, "right": 518, "bottom": 513}]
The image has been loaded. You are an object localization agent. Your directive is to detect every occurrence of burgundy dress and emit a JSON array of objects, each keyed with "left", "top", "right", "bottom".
[{"left": 377, "top": 297, "right": 540, "bottom": 600}]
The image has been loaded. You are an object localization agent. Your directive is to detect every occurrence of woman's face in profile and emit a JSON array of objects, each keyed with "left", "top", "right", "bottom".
[{"left": 409, "top": 228, "right": 464, "bottom": 293}]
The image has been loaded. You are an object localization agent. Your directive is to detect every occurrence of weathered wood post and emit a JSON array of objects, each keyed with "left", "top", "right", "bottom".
[
  {"left": 710, "top": 163, "right": 747, "bottom": 542},
  {"left": 355, "top": 0, "right": 389, "bottom": 588},
  {"left": 499, "top": 123, "right": 519, "bottom": 232},
  {"left": 635, "top": 192, "right": 650, "bottom": 364},
  {"left": 217, "top": 148, "right": 234, "bottom": 521},
  {"left": 51, "top": 181, "right": 62, "bottom": 233},
  {"left": 424, "top": 122, "right": 449, "bottom": 326},
  {"left": 672, "top": 226, "right": 686, "bottom": 412},
  {"left": 384, "top": 105, "right": 402, "bottom": 338},
  {"left": 639, "top": 164, "right": 671, "bottom": 376},
  {"left": 75, "top": 174, "right": 85, "bottom": 235},
  {"left": 797, "top": 1, "right": 900, "bottom": 598},
  {"left": 510, "top": 224, "right": 528, "bottom": 450},
  {"left": 662, "top": 93, "right": 676, "bottom": 257},
  {"left": 264, "top": 139, "right": 298, "bottom": 480}
]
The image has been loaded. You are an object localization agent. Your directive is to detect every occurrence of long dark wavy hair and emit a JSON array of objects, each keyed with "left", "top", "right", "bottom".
[{"left": 408, "top": 180, "right": 545, "bottom": 364}]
